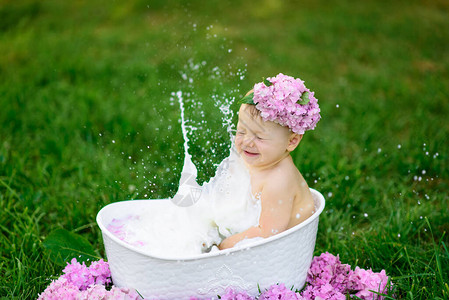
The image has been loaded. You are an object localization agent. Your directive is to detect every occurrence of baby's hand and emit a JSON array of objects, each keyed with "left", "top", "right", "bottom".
[{"left": 218, "top": 235, "right": 239, "bottom": 250}]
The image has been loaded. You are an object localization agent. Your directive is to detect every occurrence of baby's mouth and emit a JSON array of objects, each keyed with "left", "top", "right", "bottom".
[{"left": 243, "top": 150, "right": 259, "bottom": 157}]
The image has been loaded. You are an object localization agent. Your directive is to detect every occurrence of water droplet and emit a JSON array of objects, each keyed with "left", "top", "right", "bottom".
[
  {"left": 377, "top": 148, "right": 382, "bottom": 153},
  {"left": 327, "top": 192, "right": 333, "bottom": 198},
  {"left": 363, "top": 213, "right": 368, "bottom": 217},
  {"left": 397, "top": 144, "right": 401, "bottom": 149},
  {"left": 112, "top": 140, "right": 116, "bottom": 143},
  {"left": 397, "top": 233, "right": 401, "bottom": 238},
  {"left": 336, "top": 104, "right": 339, "bottom": 108}
]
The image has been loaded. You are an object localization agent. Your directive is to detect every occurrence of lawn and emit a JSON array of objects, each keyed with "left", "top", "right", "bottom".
[{"left": 0, "top": 0, "right": 448, "bottom": 298}]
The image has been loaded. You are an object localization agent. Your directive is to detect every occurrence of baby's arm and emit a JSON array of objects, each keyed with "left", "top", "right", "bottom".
[{"left": 218, "top": 180, "right": 293, "bottom": 249}]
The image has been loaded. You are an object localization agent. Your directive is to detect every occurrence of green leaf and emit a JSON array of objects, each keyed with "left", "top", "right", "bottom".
[
  {"left": 263, "top": 78, "right": 273, "bottom": 87},
  {"left": 43, "top": 228, "right": 99, "bottom": 266},
  {"left": 239, "top": 92, "right": 255, "bottom": 105},
  {"left": 298, "top": 91, "right": 310, "bottom": 105}
]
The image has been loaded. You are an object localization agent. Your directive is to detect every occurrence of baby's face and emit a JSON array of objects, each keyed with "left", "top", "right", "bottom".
[{"left": 235, "top": 105, "right": 292, "bottom": 169}]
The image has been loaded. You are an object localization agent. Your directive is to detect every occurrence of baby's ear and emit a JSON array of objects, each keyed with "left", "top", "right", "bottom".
[{"left": 287, "top": 134, "right": 303, "bottom": 152}]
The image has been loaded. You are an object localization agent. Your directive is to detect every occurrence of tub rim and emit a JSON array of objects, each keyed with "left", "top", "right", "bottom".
[{"left": 97, "top": 188, "right": 325, "bottom": 261}]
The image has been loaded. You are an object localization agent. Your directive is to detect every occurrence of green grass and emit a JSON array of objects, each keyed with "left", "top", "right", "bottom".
[{"left": 1, "top": 0, "right": 448, "bottom": 298}]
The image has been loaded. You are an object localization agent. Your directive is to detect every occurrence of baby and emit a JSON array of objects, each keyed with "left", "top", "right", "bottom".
[{"left": 219, "top": 73, "right": 321, "bottom": 250}]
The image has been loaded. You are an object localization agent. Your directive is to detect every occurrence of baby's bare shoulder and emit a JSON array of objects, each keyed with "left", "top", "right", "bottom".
[{"left": 263, "top": 163, "right": 300, "bottom": 193}]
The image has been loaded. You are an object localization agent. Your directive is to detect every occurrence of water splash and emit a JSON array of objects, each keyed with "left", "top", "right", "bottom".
[
  {"left": 107, "top": 90, "right": 261, "bottom": 257},
  {"left": 171, "top": 91, "right": 202, "bottom": 207}
]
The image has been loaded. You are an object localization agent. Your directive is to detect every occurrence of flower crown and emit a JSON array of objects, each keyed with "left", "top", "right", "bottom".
[{"left": 240, "top": 73, "right": 321, "bottom": 135}]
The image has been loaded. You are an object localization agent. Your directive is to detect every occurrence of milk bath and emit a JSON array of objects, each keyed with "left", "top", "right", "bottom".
[{"left": 106, "top": 91, "right": 261, "bottom": 257}]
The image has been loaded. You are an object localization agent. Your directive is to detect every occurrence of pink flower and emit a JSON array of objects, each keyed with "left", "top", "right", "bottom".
[
  {"left": 59, "top": 258, "right": 112, "bottom": 291},
  {"left": 89, "top": 259, "right": 112, "bottom": 286},
  {"left": 219, "top": 287, "right": 253, "bottom": 300},
  {"left": 78, "top": 284, "right": 108, "bottom": 299},
  {"left": 61, "top": 258, "right": 92, "bottom": 290},
  {"left": 38, "top": 258, "right": 134, "bottom": 300},
  {"left": 39, "top": 254, "right": 393, "bottom": 300},
  {"left": 352, "top": 267, "right": 390, "bottom": 299},
  {"left": 39, "top": 282, "right": 142, "bottom": 300},
  {"left": 259, "top": 283, "right": 301, "bottom": 300},
  {"left": 37, "top": 277, "right": 80, "bottom": 300},
  {"left": 305, "top": 252, "right": 393, "bottom": 299},
  {"left": 252, "top": 73, "right": 321, "bottom": 135},
  {"left": 108, "top": 286, "right": 142, "bottom": 300},
  {"left": 300, "top": 283, "right": 346, "bottom": 300},
  {"left": 75, "top": 284, "right": 142, "bottom": 300}
]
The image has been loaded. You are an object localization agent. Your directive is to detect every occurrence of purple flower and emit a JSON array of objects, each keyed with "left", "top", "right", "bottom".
[
  {"left": 37, "top": 277, "right": 80, "bottom": 300},
  {"left": 88, "top": 259, "right": 112, "bottom": 286},
  {"left": 39, "top": 254, "right": 393, "bottom": 300},
  {"left": 219, "top": 287, "right": 253, "bottom": 300},
  {"left": 59, "top": 258, "right": 111, "bottom": 291},
  {"left": 300, "top": 283, "right": 346, "bottom": 300},
  {"left": 60, "top": 258, "right": 92, "bottom": 290},
  {"left": 259, "top": 283, "right": 301, "bottom": 300},
  {"left": 39, "top": 282, "right": 142, "bottom": 300},
  {"left": 304, "top": 252, "right": 393, "bottom": 299},
  {"left": 352, "top": 267, "right": 390, "bottom": 299},
  {"left": 38, "top": 258, "right": 141, "bottom": 300}
]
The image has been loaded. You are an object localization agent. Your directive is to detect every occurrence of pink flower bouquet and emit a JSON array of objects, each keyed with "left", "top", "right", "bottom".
[{"left": 39, "top": 253, "right": 393, "bottom": 299}]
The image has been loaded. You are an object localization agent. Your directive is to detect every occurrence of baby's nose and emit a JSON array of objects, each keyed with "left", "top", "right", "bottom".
[{"left": 243, "top": 135, "right": 255, "bottom": 146}]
